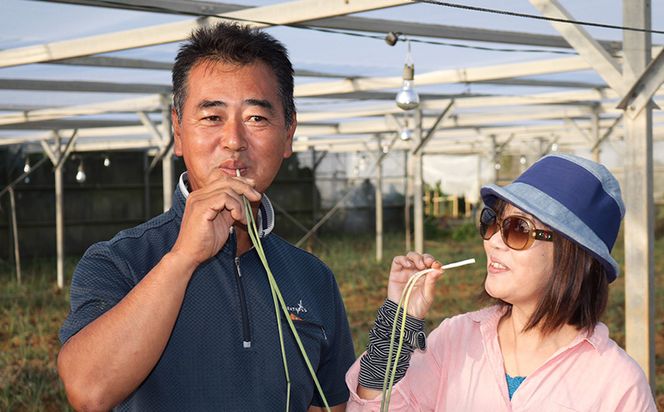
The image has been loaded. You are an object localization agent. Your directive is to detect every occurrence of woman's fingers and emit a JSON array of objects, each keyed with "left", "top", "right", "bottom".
[{"left": 422, "top": 268, "right": 443, "bottom": 303}]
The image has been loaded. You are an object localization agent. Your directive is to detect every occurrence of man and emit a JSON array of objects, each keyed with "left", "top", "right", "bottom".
[{"left": 57, "top": 22, "right": 355, "bottom": 411}]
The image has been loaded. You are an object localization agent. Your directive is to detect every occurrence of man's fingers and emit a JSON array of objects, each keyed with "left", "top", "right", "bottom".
[{"left": 202, "top": 171, "right": 262, "bottom": 202}]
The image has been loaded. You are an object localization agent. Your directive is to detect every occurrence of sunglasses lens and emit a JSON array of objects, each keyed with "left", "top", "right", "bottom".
[
  {"left": 502, "top": 216, "right": 531, "bottom": 250},
  {"left": 479, "top": 208, "right": 497, "bottom": 240}
]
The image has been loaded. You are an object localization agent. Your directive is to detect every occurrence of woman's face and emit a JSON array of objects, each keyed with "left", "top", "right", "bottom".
[{"left": 483, "top": 204, "right": 554, "bottom": 313}]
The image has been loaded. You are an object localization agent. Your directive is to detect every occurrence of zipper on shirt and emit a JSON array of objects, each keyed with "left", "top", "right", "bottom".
[{"left": 234, "top": 257, "right": 252, "bottom": 349}]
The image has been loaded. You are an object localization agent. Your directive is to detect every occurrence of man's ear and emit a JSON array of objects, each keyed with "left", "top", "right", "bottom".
[
  {"left": 172, "top": 108, "right": 183, "bottom": 156},
  {"left": 283, "top": 113, "right": 296, "bottom": 159}
]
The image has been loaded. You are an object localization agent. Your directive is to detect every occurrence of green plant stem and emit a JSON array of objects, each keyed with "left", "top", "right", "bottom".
[{"left": 241, "top": 195, "right": 330, "bottom": 412}]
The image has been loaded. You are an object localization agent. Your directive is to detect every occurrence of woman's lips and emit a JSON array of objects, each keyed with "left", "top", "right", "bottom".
[{"left": 487, "top": 257, "right": 509, "bottom": 274}]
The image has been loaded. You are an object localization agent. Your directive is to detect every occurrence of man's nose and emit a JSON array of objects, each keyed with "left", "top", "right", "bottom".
[{"left": 220, "top": 116, "right": 247, "bottom": 151}]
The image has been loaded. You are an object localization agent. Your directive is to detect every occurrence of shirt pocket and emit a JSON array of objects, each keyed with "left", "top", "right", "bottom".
[{"left": 290, "top": 318, "right": 327, "bottom": 367}]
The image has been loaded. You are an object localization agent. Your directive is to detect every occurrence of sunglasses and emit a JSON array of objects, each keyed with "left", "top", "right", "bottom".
[{"left": 479, "top": 207, "right": 554, "bottom": 250}]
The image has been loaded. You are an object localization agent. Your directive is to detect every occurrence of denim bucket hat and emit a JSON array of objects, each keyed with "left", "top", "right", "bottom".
[{"left": 480, "top": 153, "right": 625, "bottom": 282}]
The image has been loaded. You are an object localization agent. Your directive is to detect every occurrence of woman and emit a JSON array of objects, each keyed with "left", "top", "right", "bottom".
[{"left": 346, "top": 153, "right": 656, "bottom": 411}]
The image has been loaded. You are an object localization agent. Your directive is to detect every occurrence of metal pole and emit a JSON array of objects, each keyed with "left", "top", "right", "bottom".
[
  {"left": 591, "top": 106, "right": 601, "bottom": 162},
  {"left": 623, "top": 0, "right": 655, "bottom": 388},
  {"left": 8, "top": 187, "right": 21, "bottom": 285},
  {"left": 413, "top": 108, "right": 424, "bottom": 254},
  {"left": 404, "top": 149, "right": 411, "bottom": 251},
  {"left": 55, "top": 138, "right": 64, "bottom": 290},
  {"left": 143, "top": 151, "right": 151, "bottom": 219},
  {"left": 490, "top": 135, "right": 499, "bottom": 184},
  {"left": 375, "top": 136, "right": 383, "bottom": 262},
  {"left": 311, "top": 147, "right": 318, "bottom": 224},
  {"left": 161, "top": 95, "right": 173, "bottom": 211}
]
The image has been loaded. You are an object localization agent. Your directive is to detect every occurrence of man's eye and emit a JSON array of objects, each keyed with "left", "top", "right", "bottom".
[
  {"left": 203, "top": 115, "right": 220, "bottom": 122},
  {"left": 248, "top": 115, "right": 266, "bottom": 122}
]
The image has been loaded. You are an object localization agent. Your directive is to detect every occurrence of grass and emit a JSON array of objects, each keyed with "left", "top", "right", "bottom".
[{"left": 0, "top": 231, "right": 662, "bottom": 410}]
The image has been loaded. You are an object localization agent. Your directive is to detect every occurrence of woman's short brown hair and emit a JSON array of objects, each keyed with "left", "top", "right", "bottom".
[{"left": 485, "top": 198, "right": 609, "bottom": 335}]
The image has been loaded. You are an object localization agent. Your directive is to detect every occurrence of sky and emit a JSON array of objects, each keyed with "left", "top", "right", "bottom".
[
  {"left": 0, "top": 0, "right": 663, "bottom": 196},
  {"left": 3, "top": 1, "right": 663, "bottom": 80}
]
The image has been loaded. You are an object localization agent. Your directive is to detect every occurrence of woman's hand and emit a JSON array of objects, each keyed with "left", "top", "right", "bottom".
[{"left": 387, "top": 252, "right": 443, "bottom": 319}]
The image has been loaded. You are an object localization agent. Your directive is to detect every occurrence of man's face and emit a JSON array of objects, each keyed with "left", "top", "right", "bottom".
[{"left": 173, "top": 60, "right": 295, "bottom": 193}]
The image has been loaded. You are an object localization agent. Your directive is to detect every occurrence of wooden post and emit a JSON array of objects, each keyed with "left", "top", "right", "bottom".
[
  {"left": 623, "top": 0, "right": 655, "bottom": 388},
  {"left": 8, "top": 187, "right": 21, "bottom": 285}
]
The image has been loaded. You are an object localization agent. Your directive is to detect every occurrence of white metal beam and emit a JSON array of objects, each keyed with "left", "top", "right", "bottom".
[
  {"left": 529, "top": 0, "right": 624, "bottom": 93},
  {"left": 622, "top": 0, "right": 655, "bottom": 388},
  {"left": 0, "top": 95, "right": 162, "bottom": 126},
  {"left": 295, "top": 56, "right": 591, "bottom": 97},
  {"left": 0, "top": 0, "right": 409, "bottom": 68},
  {"left": 617, "top": 47, "right": 664, "bottom": 118}
]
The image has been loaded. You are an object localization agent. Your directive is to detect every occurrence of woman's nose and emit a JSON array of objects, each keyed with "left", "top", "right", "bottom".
[{"left": 487, "top": 227, "right": 508, "bottom": 250}]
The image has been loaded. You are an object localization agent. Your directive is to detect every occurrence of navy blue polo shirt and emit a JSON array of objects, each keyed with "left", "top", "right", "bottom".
[{"left": 60, "top": 173, "right": 355, "bottom": 411}]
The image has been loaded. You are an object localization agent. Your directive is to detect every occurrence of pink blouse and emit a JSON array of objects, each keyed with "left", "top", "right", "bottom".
[{"left": 346, "top": 306, "right": 656, "bottom": 411}]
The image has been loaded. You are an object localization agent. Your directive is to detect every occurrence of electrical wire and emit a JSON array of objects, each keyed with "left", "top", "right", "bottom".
[
  {"left": 63, "top": 0, "right": 664, "bottom": 46},
  {"left": 416, "top": 0, "right": 664, "bottom": 36}
]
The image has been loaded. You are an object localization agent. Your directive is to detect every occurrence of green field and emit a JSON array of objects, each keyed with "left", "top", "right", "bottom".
[{"left": 1, "top": 230, "right": 662, "bottom": 411}]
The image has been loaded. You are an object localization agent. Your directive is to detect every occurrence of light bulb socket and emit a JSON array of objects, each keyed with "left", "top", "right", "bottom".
[
  {"left": 385, "top": 31, "right": 399, "bottom": 46},
  {"left": 402, "top": 63, "right": 415, "bottom": 81}
]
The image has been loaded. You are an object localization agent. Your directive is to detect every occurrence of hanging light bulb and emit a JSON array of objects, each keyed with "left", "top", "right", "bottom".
[
  {"left": 23, "top": 157, "right": 31, "bottom": 174},
  {"left": 381, "top": 141, "right": 390, "bottom": 154},
  {"left": 76, "top": 161, "right": 86, "bottom": 183},
  {"left": 103, "top": 155, "right": 111, "bottom": 167},
  {"left": 395, "top": 39, "right": 420, "bottom": 111},
  {"left": 519, "top": 155, "right": 527, "bottom": 165},
  {"left": 551, "top": 143, "right": 559, "bottom": 152},
  {"left": 494, "top": 162, "right": 501, "bottom": 171}
]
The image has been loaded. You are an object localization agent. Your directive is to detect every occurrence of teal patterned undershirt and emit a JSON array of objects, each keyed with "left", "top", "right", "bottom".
[{"left": 506, "top": 374, "right": 526, "bottom": 400}]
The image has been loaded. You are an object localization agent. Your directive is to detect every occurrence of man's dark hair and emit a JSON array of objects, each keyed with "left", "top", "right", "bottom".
[
  {"left": 172, "top": 22, "right": 295, "bottom": 127},
  {"left": 483, "top": 198, "right": 609, "bottom": 335}
]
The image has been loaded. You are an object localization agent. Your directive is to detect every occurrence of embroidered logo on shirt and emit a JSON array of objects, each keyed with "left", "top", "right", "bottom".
[{"left": 286, "top": 299, "right": 308, "bottom": 320}]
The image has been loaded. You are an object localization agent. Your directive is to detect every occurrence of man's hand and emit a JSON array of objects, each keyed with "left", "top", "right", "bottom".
[{"left": 171, "top": 170, "right": 261, "bottom": 267}]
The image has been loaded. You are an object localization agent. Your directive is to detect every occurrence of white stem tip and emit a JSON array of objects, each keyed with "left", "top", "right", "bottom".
[{"left": 441, "top": 258, "right": 476, "bottom": 270}]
